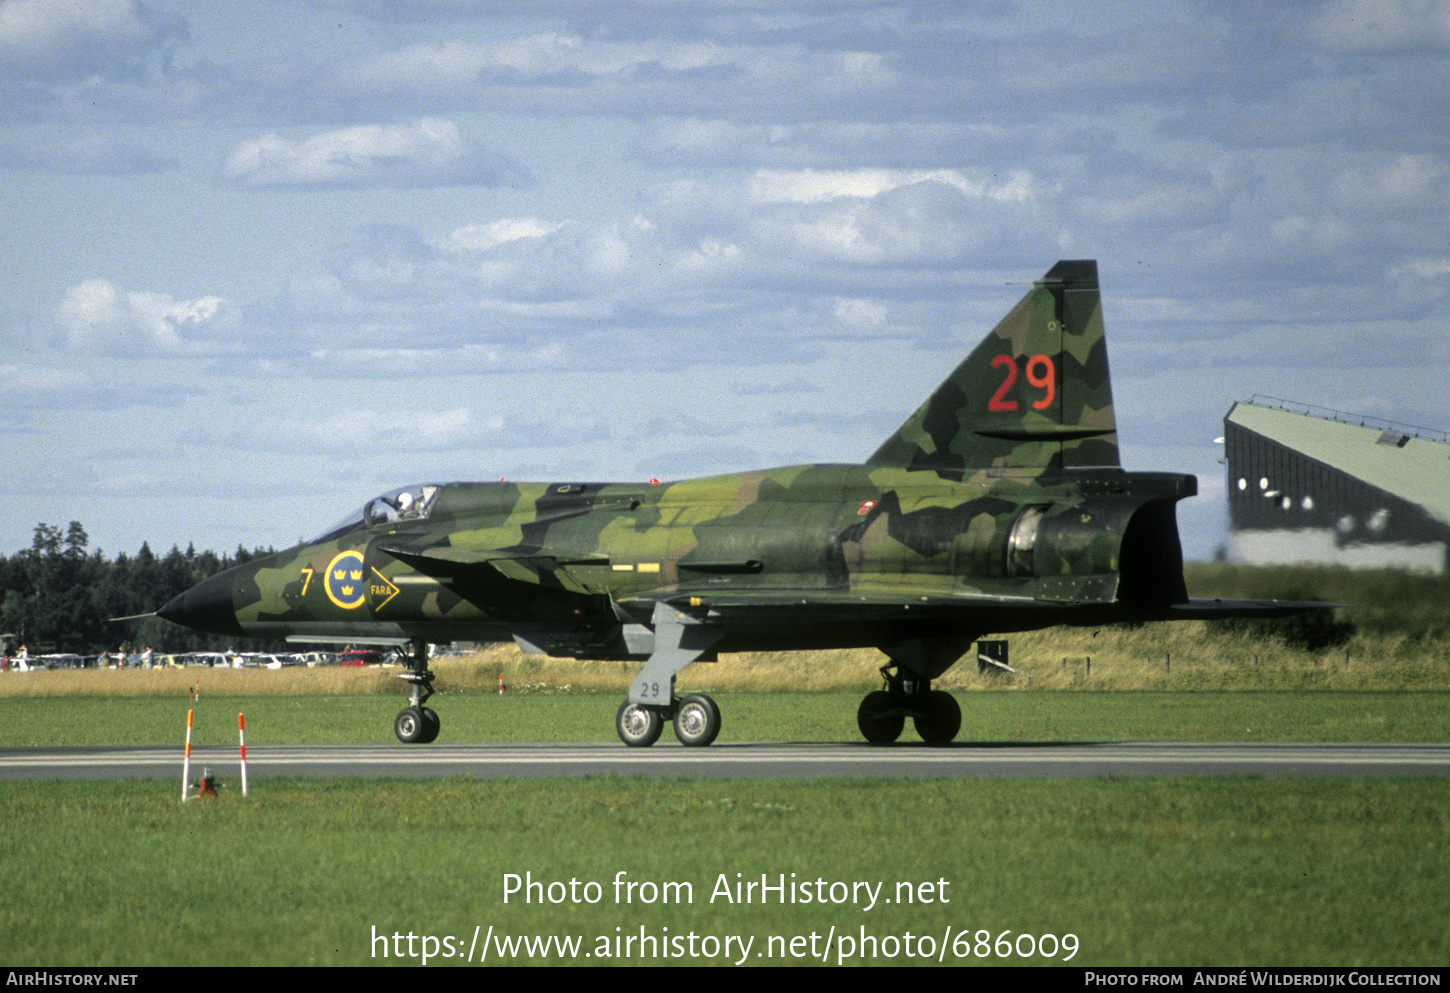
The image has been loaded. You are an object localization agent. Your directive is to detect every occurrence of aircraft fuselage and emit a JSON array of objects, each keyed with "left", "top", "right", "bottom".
[{"left": 161, "top": 463, "right": 1196, "bottom": 659}]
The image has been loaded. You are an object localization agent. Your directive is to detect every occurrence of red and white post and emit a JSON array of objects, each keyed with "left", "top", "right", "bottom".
[
  {"left": 238, "top": 712, "right": 249, "bottom": 797},
  {"left": 181, "top": 709, "right": 194, "bottom": 802}
]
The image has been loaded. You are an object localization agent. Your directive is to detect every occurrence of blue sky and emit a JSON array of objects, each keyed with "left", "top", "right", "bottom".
[{"left": 4, "top": 0, "right": 1449, "bottom": 563}]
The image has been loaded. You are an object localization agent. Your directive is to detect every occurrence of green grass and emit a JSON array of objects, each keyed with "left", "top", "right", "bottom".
[
  {"left": 1184, "top": 562, "right": 1450, "bottom": 641},
  {"left": 0, "top": 777, "right": 1445, "bottom": 967},
  {"left": 4, "top": 689, "right": 1450, "bottom": 747}
]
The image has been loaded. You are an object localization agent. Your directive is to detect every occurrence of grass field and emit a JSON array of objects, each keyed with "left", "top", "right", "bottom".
[
  {"left": 2, "top": 689, "right": 1450, "bottom": 747},
  {"left": 2, "top": 683, "right": 1448, "bottom": 968},
  {"left": 1, "top": 777, "right": 1446, "bottom": 967},
  {"left": 3, "top": 595, "right": 1446, "bottom": 968}
]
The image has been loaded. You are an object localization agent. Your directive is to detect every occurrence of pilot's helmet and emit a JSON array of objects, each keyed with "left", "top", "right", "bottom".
[{"left": 398, "top": 491, "right": 415, "bottom": 511}]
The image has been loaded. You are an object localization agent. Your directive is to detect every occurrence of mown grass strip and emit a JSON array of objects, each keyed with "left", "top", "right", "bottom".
[
  {"left": 0, "top": 777, "right": 1445, "bottom": 967},
  {"left": 3, "top": 689, "right": 1450, "bottom": 747}
]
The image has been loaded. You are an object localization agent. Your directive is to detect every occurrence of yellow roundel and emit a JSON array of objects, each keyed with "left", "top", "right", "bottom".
[{"left": 325, "top": 549, "right": 367, "bottom": 610}]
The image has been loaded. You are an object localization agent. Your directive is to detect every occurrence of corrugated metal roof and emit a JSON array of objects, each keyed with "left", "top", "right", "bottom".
[{"left": 1226, "top": 401, "right": 1450, "bottom": 526}]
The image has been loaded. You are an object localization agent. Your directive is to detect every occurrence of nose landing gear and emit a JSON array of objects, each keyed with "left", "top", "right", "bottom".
[{"left": 394, "top": 639, "right": 440, "bottom": 743}]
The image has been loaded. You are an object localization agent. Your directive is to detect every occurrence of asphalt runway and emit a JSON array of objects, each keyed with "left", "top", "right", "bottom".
[{"left": 2, "top": 741, "right": 1448, "bottom": 781}]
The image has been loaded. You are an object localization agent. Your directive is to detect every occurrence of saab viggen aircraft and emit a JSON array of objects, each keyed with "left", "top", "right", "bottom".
[{"left": 158, "top": 260, "right": 1320, "bottom": 747}]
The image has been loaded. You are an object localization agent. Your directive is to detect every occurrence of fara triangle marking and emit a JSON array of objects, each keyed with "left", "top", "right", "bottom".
[{"left": 370, "top": 567, "right": 400, "bottom": 612}]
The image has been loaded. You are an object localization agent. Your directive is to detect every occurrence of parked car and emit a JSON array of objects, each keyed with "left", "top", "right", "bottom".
[
  {"left": 181, "top": 652, "right": 230, "bottom": 667},
  {"left": 296, "top": 651, "right": 337, "bottom": 666}
]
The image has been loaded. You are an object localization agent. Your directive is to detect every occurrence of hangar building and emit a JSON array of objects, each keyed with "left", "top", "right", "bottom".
[{"left": 1223, "top": 397, "right": 1450, "bottom": 574}]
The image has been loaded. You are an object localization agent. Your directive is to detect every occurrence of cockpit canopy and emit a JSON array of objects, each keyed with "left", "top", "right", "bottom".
[{"left": 312, "top": 484, "right": 442, "bottom": 543}]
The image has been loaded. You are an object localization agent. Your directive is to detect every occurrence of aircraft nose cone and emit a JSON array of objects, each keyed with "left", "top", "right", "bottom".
[{"left": 158, "top": 569, "right": 246, "bottom": 637}]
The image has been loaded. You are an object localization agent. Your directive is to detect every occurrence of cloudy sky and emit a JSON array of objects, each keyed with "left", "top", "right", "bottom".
[{"left": 4, "top": 0, "right": 1449, "bottom": 565}]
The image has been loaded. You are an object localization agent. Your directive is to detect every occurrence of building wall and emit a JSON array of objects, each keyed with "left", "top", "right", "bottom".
[{"left": 1224, "top": 418, "right": 1450, "bottom": 573}]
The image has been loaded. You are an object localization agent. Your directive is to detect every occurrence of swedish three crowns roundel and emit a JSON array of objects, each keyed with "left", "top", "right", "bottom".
[{"left": 325, "top": 549, "right": 367, "bottom": 610}]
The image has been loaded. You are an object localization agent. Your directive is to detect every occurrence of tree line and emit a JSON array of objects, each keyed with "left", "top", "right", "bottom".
[{"left": 0, "top": 521, "right": 278, "bottom": 657}]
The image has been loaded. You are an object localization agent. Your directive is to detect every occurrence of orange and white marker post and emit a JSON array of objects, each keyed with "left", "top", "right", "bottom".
[
  {"left": 238, "top": 712, "right": 249, "bottom": 797},
  {"left": 181, "top": 709, "right": 194, "bottom": 802}
]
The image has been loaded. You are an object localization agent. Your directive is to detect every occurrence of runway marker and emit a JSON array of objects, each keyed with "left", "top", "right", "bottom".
[
  {"left": 238, "top": 713, "right": 249, "bottom": 797},
  {"left": 181, "top": 709, "right": 194, "bottom": 802}
]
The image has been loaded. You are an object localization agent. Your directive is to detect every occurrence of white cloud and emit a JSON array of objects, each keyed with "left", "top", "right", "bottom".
[
  {"left": 748, "top": 176, "right": 1049, "bottom": 265},
  {"left": 345, "top": 32, "right": 765, "bottom": 93},
  {"left": 0, "top": 0, "right": 149, "bottom": 49},
  {"left": 1389, "top": 255, "right": 1450, "bottom": 306},
  {"left": 299, "top": 342, "right": 569, "bottom": 377},
  {"left": 298, "top": 407, "right": 486, "bottom": 449},
  {"left": 214, "top": 407, "right": 494, "bottom": 453},
  {"left": 240, "top": 165, "right": 1068, "bottom": 366},
  {"left": 54, "top": 279, "right": 237, "bottom": 356},
  {"left": 747, "top": 167, "right": 1037, "bottom": 205},
  {"left": 1268, "top": 215, "right": 1353, "bottom": 252},
  {"left": 638, "top": 118, "right": 1048, "bottom": 169},
  {"left": 230, "top": 405, "right": 607, "bottom": 453},
  {"left": 334, "top": 27, "right": 902, "bottom": 122},
  {"left": 0, "top": 0, "right": 180, "bottom": 79},
  {"left": 438, "top": 218, "right": 564, "bottom": 253},
  {"left": 832, "top": 296, "right": 887, "bottom": 332},
  {"left": 1331, "top": 153, "right": 1450, "bottom": 214},
  {"left": 365, "top": 31, "right": 822, "bottom": 82},
  {"left": 220, "top": 118, "right": 526, "bottom": 189}
]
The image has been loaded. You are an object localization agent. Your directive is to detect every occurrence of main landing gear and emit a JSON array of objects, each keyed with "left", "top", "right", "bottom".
[
  {"left": 394, "top": 638, "right": 440, "bottom": 744},
  {"left": 856, "top": 664, "right": 961, "bottom": 745},
  {"left": 616, "top": 693, "right": 722, "bottom": 748},
  {"left": 616, "top": 602, "right": 725, "bottom": 747}
]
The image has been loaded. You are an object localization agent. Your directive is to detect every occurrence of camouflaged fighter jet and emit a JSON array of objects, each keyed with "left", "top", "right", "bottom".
[{"left": 158, "top": 260, "right": 1319, "bottom": 747}]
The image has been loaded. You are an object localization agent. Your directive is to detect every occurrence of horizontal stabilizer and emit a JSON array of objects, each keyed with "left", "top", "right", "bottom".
[{"left": 1168, "top": 598, "right": 1345, "bottom": 619}]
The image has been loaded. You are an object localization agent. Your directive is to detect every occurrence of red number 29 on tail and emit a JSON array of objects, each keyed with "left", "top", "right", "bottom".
[{"left": 988, "top": 353, "right": 1056, "bottom": 412}]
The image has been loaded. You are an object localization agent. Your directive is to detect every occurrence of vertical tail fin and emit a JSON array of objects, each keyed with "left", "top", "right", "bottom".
[{"left": 867, "top": 259, "right": 1119, "bottom": 475}]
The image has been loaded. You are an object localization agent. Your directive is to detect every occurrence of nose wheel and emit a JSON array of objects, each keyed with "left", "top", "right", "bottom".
[
  {"left": 394, "top": 638, "right": 440, "bottom": 743},
  {"left": 395, "top": 705, "right": 440, "bottom": 744}
]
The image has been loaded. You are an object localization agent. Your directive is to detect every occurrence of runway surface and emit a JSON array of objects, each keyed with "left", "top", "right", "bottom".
[{"left": 3, "top": 741, "right": 1449, "bottom": 780}]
